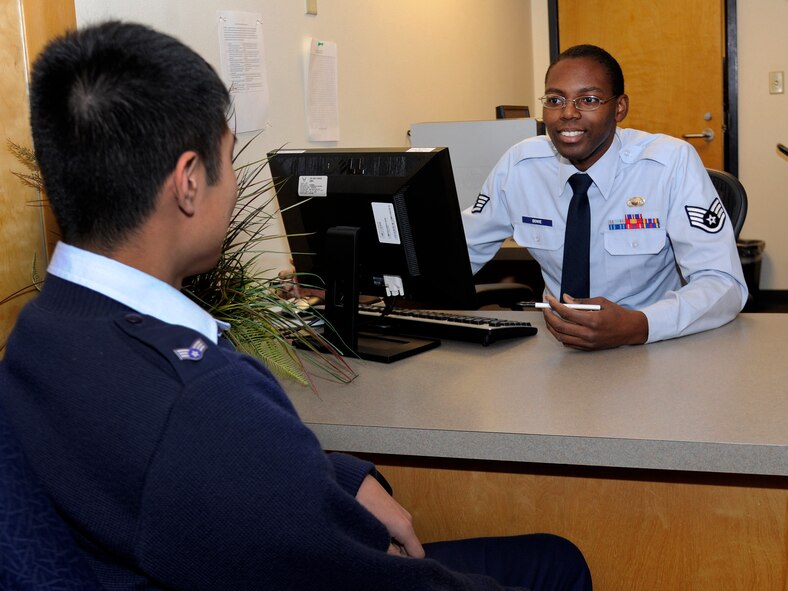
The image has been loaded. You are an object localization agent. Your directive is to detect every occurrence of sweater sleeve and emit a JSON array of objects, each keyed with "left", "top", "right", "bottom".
[
  {"left": 135, "top": 354, "right": 512, "bottom": 591},
  {"left": 329, "top": 452, "right": 375, "bottom": 496}
]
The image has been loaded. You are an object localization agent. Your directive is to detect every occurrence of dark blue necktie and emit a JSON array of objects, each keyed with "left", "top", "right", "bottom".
[{"left": 560, "top": 173, "right": 594, "bottom": 302}]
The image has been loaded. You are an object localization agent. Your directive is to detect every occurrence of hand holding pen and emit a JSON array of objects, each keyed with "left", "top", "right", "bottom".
[{"left": 539, "top": 294, "right": 649, "bottom": 351}]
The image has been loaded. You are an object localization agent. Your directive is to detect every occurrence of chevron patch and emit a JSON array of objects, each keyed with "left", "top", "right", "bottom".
[
  {"left": 471, "top": 193, "right": 490, "bottom": 214},
  {"left": 685, "top": 197, "right": 726, "bottom": 233},
  {"left": 173, "top": 339, "right": 208, "bottom": 361}
]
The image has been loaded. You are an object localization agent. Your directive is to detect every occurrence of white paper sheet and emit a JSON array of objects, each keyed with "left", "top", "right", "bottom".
[
  {"left": 307, "top": 39, "right": 339, "bottom": 142},
  {"left": 217, "top": 11, "right": 270, "bottom": 133}
]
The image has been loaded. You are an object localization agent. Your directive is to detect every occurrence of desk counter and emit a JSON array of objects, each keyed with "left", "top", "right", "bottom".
[
  {"left": 286, "top": 312, "right": 787, "bottom": 476},
  {"left": 284, "top": 313, "right": 787, "bottom": 590}
]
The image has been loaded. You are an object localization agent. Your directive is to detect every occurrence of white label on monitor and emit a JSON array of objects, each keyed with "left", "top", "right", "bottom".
[
  {"left": 383, "top": 275, "right": 404, "bottom": 297},
  {"left": 407, "top": 147, "right": 435, "bottom": 152},
  {"left": 371, "top": 202, "right": 401, "bottom": 245},
  {"left": 298, "top": 175, "right": 328, "bottom": 197}
]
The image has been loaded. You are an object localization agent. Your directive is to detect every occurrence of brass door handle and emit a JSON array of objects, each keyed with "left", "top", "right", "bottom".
[{"left": 682, "top": 128, "right": 715, "bottom": 142}]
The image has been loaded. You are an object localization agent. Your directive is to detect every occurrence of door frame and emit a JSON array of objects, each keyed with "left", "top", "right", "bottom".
[{"left": 547, "top": 0, "right": 738, "bottom": 175}]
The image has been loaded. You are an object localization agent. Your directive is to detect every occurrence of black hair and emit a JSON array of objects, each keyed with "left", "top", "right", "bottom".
[
  {"left": 29, "top": 21, "right": 231, "bottom": 249},
  {"left": 546, "top": 44, "right": 625, "bottom": 96}
]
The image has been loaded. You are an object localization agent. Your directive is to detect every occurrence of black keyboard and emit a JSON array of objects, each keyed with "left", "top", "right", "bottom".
[{"left": 357, "top": 304, "right": 537, "bottom": 346}]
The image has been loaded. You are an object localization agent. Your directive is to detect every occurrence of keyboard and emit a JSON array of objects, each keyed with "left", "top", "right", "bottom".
[{"left": 357, "top": 304, "right": 537, "bottom": 346}]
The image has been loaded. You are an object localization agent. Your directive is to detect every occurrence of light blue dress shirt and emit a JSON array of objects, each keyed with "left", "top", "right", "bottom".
[
  {"left": 462, "top": 128, "right": 747, "bottom": 343},
  {"left": 47, "top": 242, "right": 228, "bottom": 344}
]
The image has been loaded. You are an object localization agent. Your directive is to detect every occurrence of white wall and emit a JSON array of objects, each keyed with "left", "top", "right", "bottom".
[
  {"left": 74, "top": 0, "right": 535, "bottom": 275},
  {"left": 736, "top": 0, "right": 788, "bottom": 290},
  {"left": 75, "top": 0, "right": 787, "bottom": 290}
]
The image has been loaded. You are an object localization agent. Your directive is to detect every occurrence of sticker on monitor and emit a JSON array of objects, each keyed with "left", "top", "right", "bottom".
[
  {"left": 371, "top": 202, "right": 401, "bottom": 245},
  {"left": 298, "top": 175, "right": 328, "bottom": 197}
]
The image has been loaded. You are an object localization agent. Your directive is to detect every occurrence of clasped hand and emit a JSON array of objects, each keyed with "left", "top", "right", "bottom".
[
  {"left": 356, "top": 474, "right": 425, "bottom": 558},
  {"left": 542, "top": 294, "right": 648, "bottom": 350}
]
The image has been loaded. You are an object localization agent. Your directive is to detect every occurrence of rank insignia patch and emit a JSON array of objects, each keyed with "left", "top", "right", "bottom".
[
  {"left": 173, "top": 339, "right": 208, "bottom": 361},
  {"left": 471, "top": 193, "right": 490, "bottom": 214},
  {"left": 685, "top": 197, "right": 726, "bottom": 233}
]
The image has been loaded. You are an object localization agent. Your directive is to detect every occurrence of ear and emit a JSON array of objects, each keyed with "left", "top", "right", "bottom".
[
  {"left": 615, "top": 94, "right": 629, "bottom": 123},
  {"left": 172, "top": 151, "right": 201, "bottom": 217}
]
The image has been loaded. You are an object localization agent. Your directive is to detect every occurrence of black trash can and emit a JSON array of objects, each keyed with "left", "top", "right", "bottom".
[{"left": 737, "top": 239, "right": 765, "bottom": 311}]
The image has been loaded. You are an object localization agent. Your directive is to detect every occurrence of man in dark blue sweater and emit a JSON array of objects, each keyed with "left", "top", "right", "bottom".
[{"left": 0, "top": 21, "right": 591, "bottom": 590}]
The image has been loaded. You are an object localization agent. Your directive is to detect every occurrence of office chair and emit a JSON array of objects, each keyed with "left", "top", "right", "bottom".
[
  {"left": 495, "top": 105, "right": 530, "bottom": 119},
  {"left": 706, "top": 168, "right": 748, "bottom": 239},
  {"left": 0, "top": 403, "right": 102, "bottom": 590}
]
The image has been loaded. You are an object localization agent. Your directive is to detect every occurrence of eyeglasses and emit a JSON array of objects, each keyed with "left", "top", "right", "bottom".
[{"left": 539, "top": 95, "right": 619, "bottom": 111}]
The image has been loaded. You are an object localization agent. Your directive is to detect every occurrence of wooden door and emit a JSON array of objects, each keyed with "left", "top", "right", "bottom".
[
  {"left": 0, "top": 0, "right": 74, "bottom": 346},
  {"left": 556, "top": 0, "right": 726, "bottom": 169}
]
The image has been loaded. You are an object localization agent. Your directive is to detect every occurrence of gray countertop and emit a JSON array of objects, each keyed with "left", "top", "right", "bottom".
[{"left": 284, "top": 313, "right": 788, "bottom": 476}]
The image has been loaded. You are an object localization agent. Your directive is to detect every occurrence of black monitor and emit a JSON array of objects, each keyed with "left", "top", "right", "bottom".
[{"left": 268, "top": 147, "right": 476, "bottom": 362}]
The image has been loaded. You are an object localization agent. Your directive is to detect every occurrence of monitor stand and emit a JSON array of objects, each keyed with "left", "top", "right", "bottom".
[
  {"left": 319, "top": 226, "right": 440, "bottom": 363},
  {"left": 353, "top": 331, "right": 440, "bottom": 363},
  {"left": 294, "top": 330, "right": 439, "bottom": 364}
]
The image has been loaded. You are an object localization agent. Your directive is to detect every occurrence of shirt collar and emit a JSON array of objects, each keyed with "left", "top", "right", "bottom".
[
  {"left": 556, "top": 129, "right": 623, "bottom": 200},
  {"left": 47, "top": 242, "right": 229, "bottom": 344}
]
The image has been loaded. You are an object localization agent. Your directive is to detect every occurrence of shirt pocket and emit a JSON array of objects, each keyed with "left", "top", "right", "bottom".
[
  {"left": 514, "top": 223, "right": 563, "bottom": 252},
  {"left": 603, "top": 228, "right": 667, "bottom": 256}
]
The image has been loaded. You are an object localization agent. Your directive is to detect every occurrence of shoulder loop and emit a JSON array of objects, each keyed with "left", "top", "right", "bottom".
[
  {"left": 114, "top": 312, "right": 227, "bottom": 383},
  {"left": 508, "top": 135, "right": 556, "bottom": 164},
  {"left": 618, "top": 129, "right": 683, "bottom": 167}
]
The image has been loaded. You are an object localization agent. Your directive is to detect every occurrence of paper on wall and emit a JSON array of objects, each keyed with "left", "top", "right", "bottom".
[
  {"left": 307, "top": 38, "right": 339, "bottom": 142},
  {"left": 217, "top": 11, "right": 270, "bottom": 133}
]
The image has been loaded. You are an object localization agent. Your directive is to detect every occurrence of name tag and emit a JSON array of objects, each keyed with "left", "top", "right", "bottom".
[{"left": 522, "top": 216, "right": 553, "bottom": 227}]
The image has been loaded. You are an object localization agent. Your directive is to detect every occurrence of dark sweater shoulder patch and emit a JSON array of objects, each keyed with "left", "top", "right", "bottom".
[{"left": 114, "top": 312, "right": 227, "bottom": 382}]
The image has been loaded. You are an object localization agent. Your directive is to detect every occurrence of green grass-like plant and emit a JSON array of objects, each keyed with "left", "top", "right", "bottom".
[{"left": 182, "top": 140, "right": 356, "bottom": 387}]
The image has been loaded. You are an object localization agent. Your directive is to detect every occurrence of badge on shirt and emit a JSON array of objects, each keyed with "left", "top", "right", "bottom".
[
  {"left": 522, "top": 216, "right": 553, "bottom": 227},
  {"left": 471, "top": 193, "right": 490, "bottom": 214},
  {"left": 627, "top": 196, "right": 646, "bottom": 207},
  {"left": 685, "top": 197, "right": 726, "bottom": 233},
  {"left": 173, "top": 339, "right": 208, "bottom": 361}
]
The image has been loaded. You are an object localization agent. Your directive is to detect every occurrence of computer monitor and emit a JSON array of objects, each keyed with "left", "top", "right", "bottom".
[
  {"left": 495, "top": 104, "right": 530, "bottom": 119},
  {"left": 268, "top": 147, "right": 476, "bottom": 362}
]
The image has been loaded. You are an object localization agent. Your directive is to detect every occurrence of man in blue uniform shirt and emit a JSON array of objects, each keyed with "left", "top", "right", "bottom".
[
  {"left": 0, "top": 21, "right": 591, "bottom": 590},
  {"left": 463, "top": 45, "right": 747, "bottom": 350}
]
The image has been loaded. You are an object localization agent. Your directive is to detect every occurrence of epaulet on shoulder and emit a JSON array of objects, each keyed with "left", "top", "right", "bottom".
[
  {"left": 619, "top": 128, "right": 687, "bottom": 165},
  {"left": 507, "top": 135, "right": 555, "bottom": 163},
  {"left": 114, "top": 312, "right": 227, "bottom": 382}
]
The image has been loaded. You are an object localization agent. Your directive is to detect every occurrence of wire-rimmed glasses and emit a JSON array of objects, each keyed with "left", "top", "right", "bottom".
[{"left": 539, "top": 95, "right": 619, "bottom": 111}]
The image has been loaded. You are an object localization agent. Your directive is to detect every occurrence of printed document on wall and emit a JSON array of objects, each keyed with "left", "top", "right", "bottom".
[
  {"left": 307, "top": 39, "right": 339, "bottom": 141},
  {"left": 217, "top": 11, "right": 270, "bottom": 133}
]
